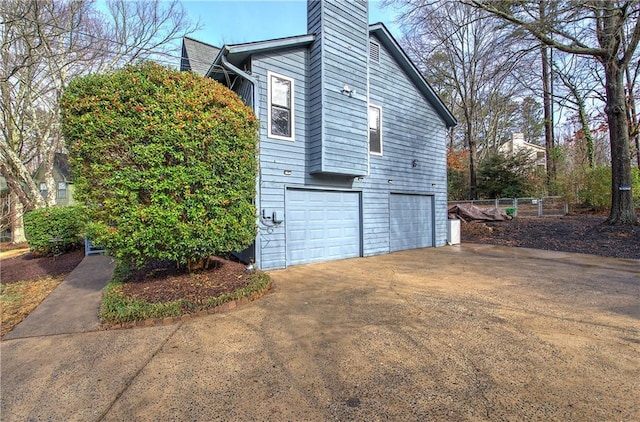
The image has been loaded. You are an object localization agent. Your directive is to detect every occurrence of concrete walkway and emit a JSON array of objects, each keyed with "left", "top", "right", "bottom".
[
  {"left": 3, "top": 254, "right": 115, "bottom": 340},
  {"left": 1, "top": 245, "right": 638, "bottom": 421}
]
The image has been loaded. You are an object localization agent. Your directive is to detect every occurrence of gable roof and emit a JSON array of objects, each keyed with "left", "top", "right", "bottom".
[
  {"left": 181, "top": 36, "right": 220, "bottom": 77},
  {"left": 190, "top": 23, "right": 456, "bottom": 128},
  {"left": 206, "top": 34, "right": 315, "bottom": 78},
  {"left": 33, "top": 153, "right": 73, "bottom": 182}
]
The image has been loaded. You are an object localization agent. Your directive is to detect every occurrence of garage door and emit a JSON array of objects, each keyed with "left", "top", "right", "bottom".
[
  {"left": 286, "top": 189, "right": 361, "bottom": 265},
  {"left": 390, "top": 193, "right": 434, "bottom": 252}
]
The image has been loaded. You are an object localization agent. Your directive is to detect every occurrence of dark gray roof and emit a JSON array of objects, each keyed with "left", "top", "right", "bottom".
[
  {"left": 208, "top": 34, "right": 315, "bottom": 78},
  {"left": 181, "top": 37, "right": 220, "bottom": 77},
  {"left": 53, "top": 153, "right": 71, "bottom": 181}
]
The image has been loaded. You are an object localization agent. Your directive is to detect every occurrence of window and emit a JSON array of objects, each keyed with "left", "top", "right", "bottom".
[
  {"left": 268, "top": 71, "right": 294, "bottom": 141},
  {"left": 39, "top": 182, "right": 47, "bottom": 199},
  {"left": 536, "top": 151, "right": 545, "bottom": 160},
  {"left": 369, "top": 104, "right": 382, "bottom": 155},
  {"left": 57, "top": 182, "right": 67, "bottom": 199},
  {"left": 369, "top": 41, "right": 380, "bottom": 64}
]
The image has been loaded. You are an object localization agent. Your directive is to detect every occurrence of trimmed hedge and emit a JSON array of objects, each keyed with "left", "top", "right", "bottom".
[
  {"left": 61, "top": 62, "right": 259, "bottom": 269},
  {"left": 23, "top": 206, "right": 85, "bottom": 255}
]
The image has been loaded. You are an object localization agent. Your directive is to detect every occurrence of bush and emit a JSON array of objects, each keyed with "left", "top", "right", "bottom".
[
  {"left": 61, "top": 62, "right": 259, "bottom": 269},
  {"left": 23, "top": 206, "right": 85, "bottom": 254},
  {"left": 581, "top": 166, "right": 611, "bottom": 210},
  {"left": 476, "top": 151, "right": 538, "bottom": 199},
  {"left": 581, "top": 166, "right": 640, "bottom": 210}
]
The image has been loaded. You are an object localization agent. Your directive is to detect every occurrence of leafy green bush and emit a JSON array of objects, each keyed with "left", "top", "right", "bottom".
[
  {"left": 61, "top": 62, "right": 259, "bottom": 269},
  {"left": 581, "top": 166, "right": 611, "bottom": 210},
  {"left": 23, "top": 206, "right": 86, "bottom": 254},
  {"left": 581, "top": 166, "right": 640, "bottom": 210},
  {"left": 447, "top": 168, "right": 469, "bottom": 201}
]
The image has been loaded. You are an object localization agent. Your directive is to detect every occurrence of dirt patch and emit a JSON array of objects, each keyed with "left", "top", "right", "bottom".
[
  {"left": 462, "top": 214, "right": 640, "bottom": 259},
  {"left": 119, "top": 257, "right": 253, "bottom": 304}
]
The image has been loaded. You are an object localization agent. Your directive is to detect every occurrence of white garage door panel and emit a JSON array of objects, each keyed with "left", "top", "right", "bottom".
[
  {"left": 390, "top": 194, "right": 434, "bottom": 252},
  {"left": 286, "top": 189, "right": 361, "bottom": 266}
]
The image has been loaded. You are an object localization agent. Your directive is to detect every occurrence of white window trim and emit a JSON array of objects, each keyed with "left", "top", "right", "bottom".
[
  {"left": 369, "top": 104, "right": 383, "bottom": 156},
  {"left": 267, "top": 71, "right": 295, "bottom": 141},
  {"left": 57, "top": 182, "right": 67, "bottom": 199}
]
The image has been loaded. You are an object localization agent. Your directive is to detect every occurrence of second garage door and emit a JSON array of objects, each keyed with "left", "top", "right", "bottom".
[
  {"left": 389, "top": 193, "right": 434, "bottom": 252},
  {"left": 286, "top": 189, "right": 361, "bottom": 266}
]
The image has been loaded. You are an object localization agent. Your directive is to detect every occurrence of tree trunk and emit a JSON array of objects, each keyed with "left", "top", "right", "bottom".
[
  {"left": 9, "top": 191, "right": 26, "bottom": 244},
  {"left": 604, "top": 61, "right": 638, "bottom": 224},
  {"left": 574, "top": 89, "right": 595, "bottom": 167},
  {"left": 0, "top": 150, "right": 44, "bottom": 212},
  {"left": 541, "top": 44, "right": 556, "bottom": 189},
  {"left": 466, "top": 120, "right": 478, "bottom": 200}
]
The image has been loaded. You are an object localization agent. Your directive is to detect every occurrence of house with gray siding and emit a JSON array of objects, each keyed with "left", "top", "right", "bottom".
[{"left": 181, "top": 0, "right": 456, "bottom": 270}]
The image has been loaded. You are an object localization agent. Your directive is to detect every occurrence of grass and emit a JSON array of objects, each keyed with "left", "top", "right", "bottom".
[
  {"left": 0, "top": 277, "right": 63, "bottom": 337},
  {"left": 100, "top": 272, "right": 271, "bottom": 324}
]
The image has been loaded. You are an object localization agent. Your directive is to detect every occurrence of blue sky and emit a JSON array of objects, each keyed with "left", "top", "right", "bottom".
[{"left": 181, "top": 0, "right": 404, "bottom": 47}]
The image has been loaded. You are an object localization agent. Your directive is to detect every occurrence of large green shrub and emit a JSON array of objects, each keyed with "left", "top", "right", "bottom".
[
  {"left": 23, "top": 206, "right": 86, "bottom": 254},
  {"left": 476, "top": 151, "right": 538, "bottom": 199},
  {"left": 581, "top": 166, "right": 640, "bottom": 210},
  {"left": 61, "top": 62, "right": 259, "bottom": 269}
]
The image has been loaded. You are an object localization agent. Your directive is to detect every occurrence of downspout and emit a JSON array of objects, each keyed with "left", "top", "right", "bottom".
[
  {"left": 219, "top": 51, "right": 262, "bottom": 270},
  {"left": 220, "top": 52, "right": 260, "bottom": 119}
]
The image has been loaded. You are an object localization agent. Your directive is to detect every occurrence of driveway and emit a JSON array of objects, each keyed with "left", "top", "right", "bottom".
[{"left": 2, "top": 245, "right": 639, "bottom": 421}]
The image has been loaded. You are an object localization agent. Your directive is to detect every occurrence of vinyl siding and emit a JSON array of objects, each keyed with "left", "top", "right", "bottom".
[
  {"left": 307, "top": 0, "right": 369, "bottom": 175},
  {"left": 248, "top": 33, "right": 448, "bottom": 269},
  {"left": 361, "top": 33, "right": 449, "bottom": 255}
]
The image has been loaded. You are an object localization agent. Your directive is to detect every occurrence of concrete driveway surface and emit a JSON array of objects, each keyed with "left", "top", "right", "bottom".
[{"left": 1, "top": 244, "right": 639, "bottom": 421}]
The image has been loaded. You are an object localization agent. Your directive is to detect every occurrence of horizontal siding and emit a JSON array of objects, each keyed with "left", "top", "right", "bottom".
[
  {"left": 250, "top": 4, "right": 448, "bottom": 269},
  {"left": 252, "top": 49, "right": 310, "bottom": 270},
  {"left": 309, "top": 0, "right": 369, "bottom": 176},
  {"left": 361, "top": 33, "right": 449, "bottom": 255}
]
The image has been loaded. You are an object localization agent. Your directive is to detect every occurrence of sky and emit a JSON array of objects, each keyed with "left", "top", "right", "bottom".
[{"left": 180, "top": 0, "right": 404, "bottom": 47}]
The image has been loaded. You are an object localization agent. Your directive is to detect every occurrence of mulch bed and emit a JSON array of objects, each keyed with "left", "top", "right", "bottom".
[
  {"left": 462, "top": 215, "right": 640, "bottom": 260},
  {"left": 3, "top": 215, "right": 637, "bottom": 308},
  {"left": 119, "top": 257, "right": 253, "bottom": 304},
  {"left": 1, "top": 249, "right": 85, "bottom": 284}
]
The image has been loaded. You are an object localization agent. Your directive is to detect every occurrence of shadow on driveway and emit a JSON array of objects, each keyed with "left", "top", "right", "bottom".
[{"left": 2, "top": 245, "right": 639, "bottom": 421}]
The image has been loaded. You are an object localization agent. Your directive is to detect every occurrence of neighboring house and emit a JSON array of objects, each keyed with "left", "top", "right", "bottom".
[
  {"left": 33, "top": 153, "right": 75, "bottom": 206},
  {"left": 181, "top": 0, "right": 456, "bottom": 270},
  {"left": 1, "top": 153, "right": 74, "bottom": 243},
  {"left": 500, "top": 133, "right": 547, "bottom": 170}
]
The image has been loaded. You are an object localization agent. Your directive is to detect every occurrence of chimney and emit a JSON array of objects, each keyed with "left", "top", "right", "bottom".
[{"left": 307, "top": 0, "right": 369, "bottom": 176}]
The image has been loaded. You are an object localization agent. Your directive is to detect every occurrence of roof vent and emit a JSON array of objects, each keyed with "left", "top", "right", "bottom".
[{"left": 369, "top": 41, "right": 380, "bottom": 63}]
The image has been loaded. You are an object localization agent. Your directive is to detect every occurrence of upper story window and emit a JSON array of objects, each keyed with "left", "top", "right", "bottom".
[
  {"left": 39, "top": 182, "right": 47, "bottom": 199},
  {"left": 369, "top": 104, "right": 382, "bottom": 155},
  {"left": 369, "top": 41, "right": 380, "bottom": 64},
  {"left": 57, "top": 182, "right": 67, "bottom": 199},
  {"left": 267, "top": 71, "right": 295, "bottom": 141}
]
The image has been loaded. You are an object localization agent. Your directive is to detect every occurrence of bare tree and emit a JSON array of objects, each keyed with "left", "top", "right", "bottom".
[
  {"left": 467, "top": 0, "right": 638, "bottom": 224},
  {"left": 552, "top": 54, "right": 603, "bottom": 168},
  {"left": 0, "top": 0, "right": 197, "bottom": 241},
  {"left": 397, "top": 1, "right": 528, "bottom": 199}
]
